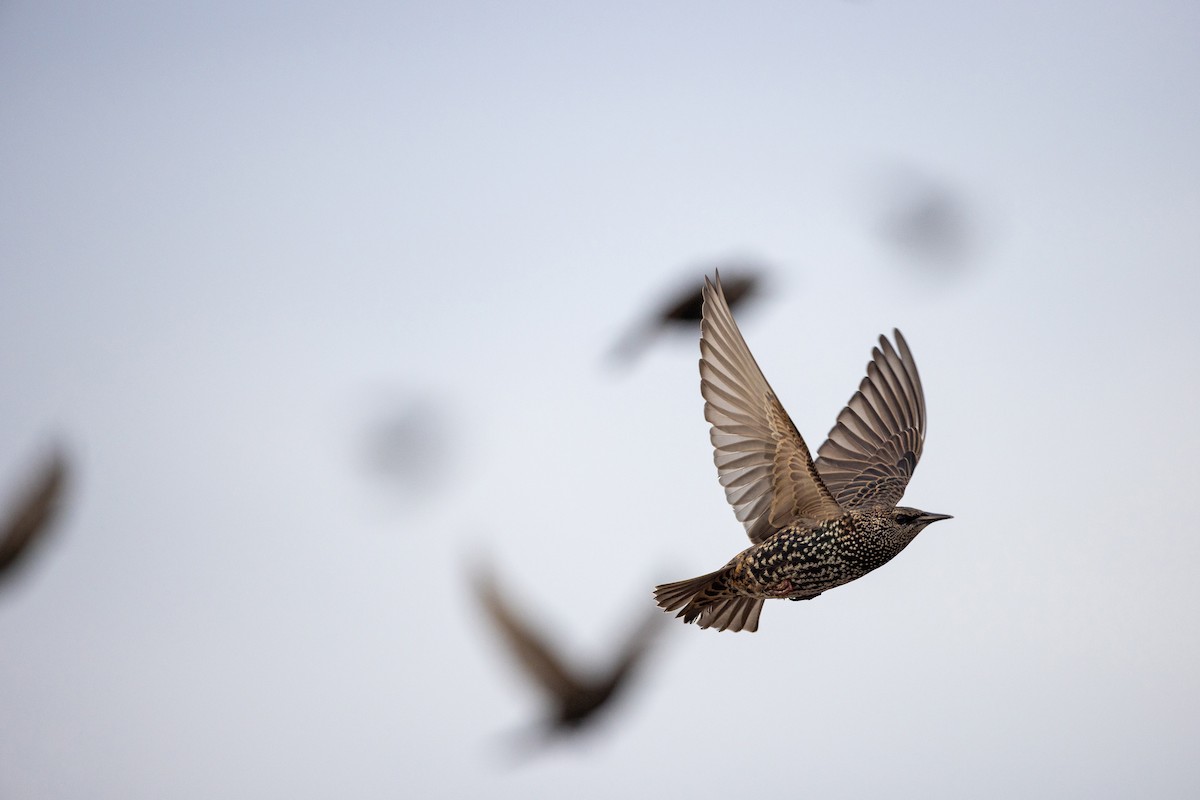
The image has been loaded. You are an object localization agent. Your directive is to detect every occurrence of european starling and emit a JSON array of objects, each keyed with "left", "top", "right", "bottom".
[
  {"left": 654, "top": 274, "right": 951, "bottom": 632},
  {"left": 474, "top": 564, "right": 661, "bottom": 737},
  {"left": 608, "top": 269, "right": 761, "bottom": 365},
  {"left": 1, "top": 448, "right": 68, "bottom": 589}
]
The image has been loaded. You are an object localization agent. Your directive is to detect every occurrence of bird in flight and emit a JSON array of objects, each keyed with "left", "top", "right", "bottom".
[
  {"left": 474, "top": 563, "right": 662, "bottom": 743},
  {"left": 1, "top": 448, "right": 69, "bottom": 590},
  {"left": 608, "top": 268, "right": 762, "bottom": 365},
  {"left": 654, "top": 274, "right": 951, "bottom": 632}
]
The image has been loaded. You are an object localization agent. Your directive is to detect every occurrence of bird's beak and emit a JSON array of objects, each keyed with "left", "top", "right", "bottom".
[{"left": 920, "top": 513, "right": 953, "bottom": 524}]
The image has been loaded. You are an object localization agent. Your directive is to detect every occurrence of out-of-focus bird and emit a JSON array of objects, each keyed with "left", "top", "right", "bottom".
[
  {"left": 608, "top": 268, "right": 762, "bottom": 365},
  {"left": 473, "top": 563, "right": 662, "bottom": 742},
  {"left": 1, "top": 448, "right": 69, "bottom": 589},
  {"left": 876, "top": 169, "right": 975, "bottom": 272},
  {"left": 360, "top": 395, "right": 449, "bottom": 501},
  {"left": 654, "top": 274, "right": 951, "bottom": 632}
]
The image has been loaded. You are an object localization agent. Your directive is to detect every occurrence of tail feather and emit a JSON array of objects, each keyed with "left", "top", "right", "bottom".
[
  {"left": 653, "top": 568, "right": 764, "bottom": 633},
  {"left": 653, "top": 570, "right": 721, "bottom": 613},
  {"left": 701, "top": 594, "right": 764, "bottom": 632}
]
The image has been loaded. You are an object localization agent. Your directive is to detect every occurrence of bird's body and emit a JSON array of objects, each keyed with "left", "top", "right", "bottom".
[
  {"left": 654, "top": 274, "right": 951, "bottom": 632},
  {"left": 733, "top": 509, "right": 919, "bottom": 600}
]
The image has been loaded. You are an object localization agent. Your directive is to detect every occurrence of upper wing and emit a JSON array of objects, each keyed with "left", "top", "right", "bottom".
[
  {"left": 700, "top": 274, "right": 842, "bottom": 544},
  {"left": 473, "top": 565, "right": 585, "bottom": 701},
  {"left": 814, "top": 330, "right": 926, "bottom": 510},
  {"left": 0, "top": 448, "right": 68, "bottom": 584}
]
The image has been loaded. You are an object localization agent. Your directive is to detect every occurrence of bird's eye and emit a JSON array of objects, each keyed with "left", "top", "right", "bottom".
[{"left": 896, "top": 513, "right": 917, "bottom": 525}]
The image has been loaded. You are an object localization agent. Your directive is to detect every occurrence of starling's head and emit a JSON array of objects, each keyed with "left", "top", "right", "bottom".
[{"left": 892, "top": 506, "right": 953, "bottom": 536}]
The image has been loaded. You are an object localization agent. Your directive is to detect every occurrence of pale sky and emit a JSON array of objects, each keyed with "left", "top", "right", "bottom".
[{"left": 2, "top": 1, "right": 1199, "bottom": 798}]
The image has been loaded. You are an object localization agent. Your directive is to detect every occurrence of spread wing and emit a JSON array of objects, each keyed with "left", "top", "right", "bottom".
[
  {"left": 814, "top": 330, "right": 926, "bottom": 510},
  {"left": 699, "top": 274, "right": 842, "bottom": 544},
  {"left": 473, "top": 566, "right": 585, "bottom": 701}
]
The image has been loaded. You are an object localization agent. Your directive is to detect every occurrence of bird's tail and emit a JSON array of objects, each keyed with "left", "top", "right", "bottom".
[{"left": 653, "top": 567, "right": 763, "bottom": 633}]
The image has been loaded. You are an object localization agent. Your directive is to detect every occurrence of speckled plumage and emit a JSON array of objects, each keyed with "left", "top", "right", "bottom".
[{"left": 654, "top": 274, "right": 952, "bottom": 632}]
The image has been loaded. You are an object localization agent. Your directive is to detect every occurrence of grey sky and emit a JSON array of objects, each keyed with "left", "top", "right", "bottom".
[{"left": 2, "top": 1, "right": 1198, "bottom": 797}]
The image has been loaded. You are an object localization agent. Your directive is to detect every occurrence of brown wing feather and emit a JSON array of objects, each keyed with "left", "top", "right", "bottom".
[
  {"left": 700, "top": 274, "right": 842, "bottom": 543},
  {"left": 814, "top": 330, "right": 926, "bottom": 510}
]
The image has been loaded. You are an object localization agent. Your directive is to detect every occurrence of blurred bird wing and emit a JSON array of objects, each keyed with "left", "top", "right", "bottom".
[
  {"left": 814, "top": 330, "right": 926, "bottom": 510},
  {"left": 700, "top": 274, "right": 843, "bottom": 543},
  {"left": 604, "top": 610, "right": 662, "bottom": 689},
  {"left": 474, "top": 569, "right": 586, "bottom": 701},
  {"left": 0, "top": 449, "right": 68, "bottom": 579}
]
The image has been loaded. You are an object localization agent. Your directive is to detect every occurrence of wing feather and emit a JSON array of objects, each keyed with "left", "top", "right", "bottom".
[
  {"left": 699, "top": 274, "right": 841, "bottom": 543},
  {"left": 814, "top": 330, "right": 927, "bottom": 510}
]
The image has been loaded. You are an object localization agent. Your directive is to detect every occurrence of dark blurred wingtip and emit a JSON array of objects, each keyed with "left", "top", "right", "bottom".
[{"left": 1, "top": 445, "right": 72, "bottom": 576}]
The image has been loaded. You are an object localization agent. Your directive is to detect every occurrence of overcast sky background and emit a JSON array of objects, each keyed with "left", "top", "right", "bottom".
[{"left": 2, "top": 1, "right": 1199, "bottom": 798}]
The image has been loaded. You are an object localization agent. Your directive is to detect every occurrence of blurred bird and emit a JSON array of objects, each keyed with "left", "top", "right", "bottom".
[
  {"left": 473, "top": 563, "right": 662, "bottom": 743},
  {"left": 654, "top": 274, "right": 951, "bottom": 632},
  {"left": 1, "top": 448, "right": 69, "bottom": 589},
  {"left": 359, "top": 392, "right": 451, "bottom": 505},
  {"left": 877, "top": 169, "right": 974, "bottom": 271},
  {"left": 608, "top": 268, "right": 762, "bottom": 365}
]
